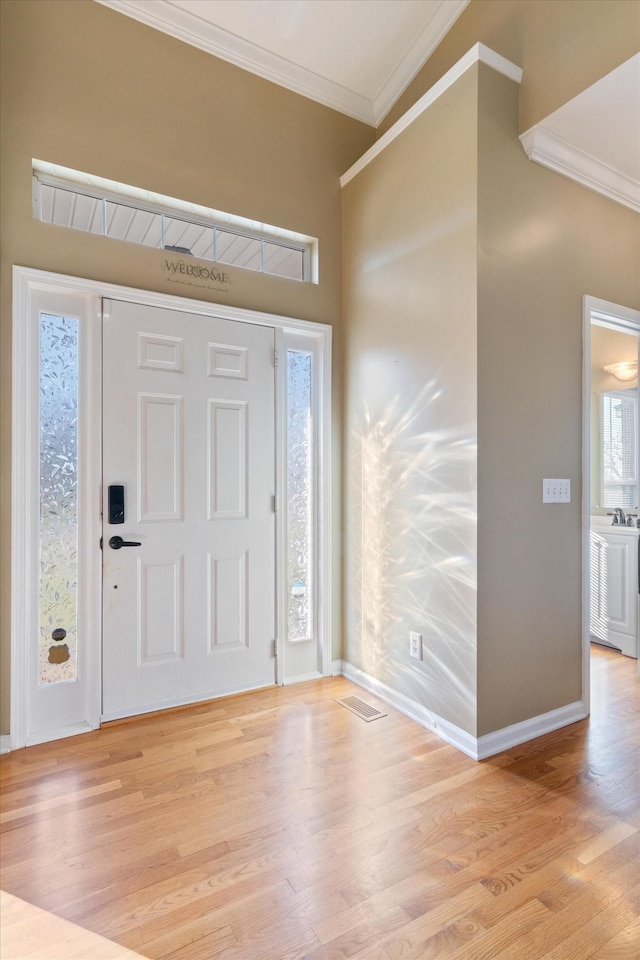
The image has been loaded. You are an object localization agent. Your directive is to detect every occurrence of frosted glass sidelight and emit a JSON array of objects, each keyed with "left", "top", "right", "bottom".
[
  {"left": 39, "top": 315, "right": 79, "bottom": 684},
  {"left": 287, "top": 351, "right": 313, "bottom": 641}
]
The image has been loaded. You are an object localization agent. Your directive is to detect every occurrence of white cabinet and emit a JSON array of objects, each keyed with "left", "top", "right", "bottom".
[{"left": 590, "top": 526, "right": 638, "bottom": 658}]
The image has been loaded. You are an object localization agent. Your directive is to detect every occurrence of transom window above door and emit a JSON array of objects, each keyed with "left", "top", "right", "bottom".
[{"left": 32, "top": 160, "right": 317, "bottom": 283}]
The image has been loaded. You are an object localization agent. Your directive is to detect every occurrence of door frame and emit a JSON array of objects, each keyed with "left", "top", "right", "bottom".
[
  {"left": 11, "top": 266, "right": 333, "bottom": 749},
  {"left": 582, "top": 294, "right": 640, "bottom": 714}
]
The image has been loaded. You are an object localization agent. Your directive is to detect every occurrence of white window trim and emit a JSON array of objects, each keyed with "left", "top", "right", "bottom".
[
  {"left": 12, "top": 276, "right": 103, "bottom": 749},
  {"left": 600, "top": 388, "right": 638, "bottom": 509},
  {"left": 32, "top": 160, "right": 318, "bottom": 283},
  {"left": 276, "top": 336, "right": 329, "bottom": 684},
  {"left": 284, "top": 340, "right": 317, "bottom": 645},
  {"left": 11, "top": 265, "right": 332, "bottom": 750}
]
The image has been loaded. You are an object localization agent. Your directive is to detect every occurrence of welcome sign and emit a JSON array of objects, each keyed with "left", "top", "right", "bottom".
[{"left": 163, "top": 258, "right": 233, "bottom": 293}]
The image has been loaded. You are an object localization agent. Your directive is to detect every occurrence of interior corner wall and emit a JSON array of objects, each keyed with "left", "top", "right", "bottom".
[
  {"left": 0, "top": 0, "right": 374, "bottom": 736},
  {"left": 342, "top": 67, "right": 480, "bottom": 737},
  {"left": 379, "top": 0, "right": 640, "bottom": 137},
  {"left": 476, "top": 63, "right": 640, "bottom": 737}
]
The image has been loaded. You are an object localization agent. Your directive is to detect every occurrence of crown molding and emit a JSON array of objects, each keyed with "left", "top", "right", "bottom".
[
  {"left": 341, "top": 43, "right": 522, "bottom": 187},
  {"left": 97, "top": 0, "right": 375, "bottom": 123},
  {"left": 372, "top": 0, "right": 471, "bottom": 126},
  {"left": 96, "top": 0, "right": 472, "bottom": 127},
  {"left": 520, "top": 126, "right": 640, "bottom": 214}
]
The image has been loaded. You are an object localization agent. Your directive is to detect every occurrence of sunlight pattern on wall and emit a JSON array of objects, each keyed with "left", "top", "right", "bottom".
[
  {"left": 348, "top": 381, "right": 477, "bottom": 732},
  {"left": 39, "top": 315, "right": 79, "bottom": 684}
]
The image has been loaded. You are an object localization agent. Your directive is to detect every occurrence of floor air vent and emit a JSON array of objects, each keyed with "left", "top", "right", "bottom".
[{"left": 335, "top": 695, "right": 386, "bottom": 722}]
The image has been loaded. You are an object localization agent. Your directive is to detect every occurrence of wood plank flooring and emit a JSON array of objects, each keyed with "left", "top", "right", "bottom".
[
  {"left": 1, "top": 890, "right": 149, "bottom": 959},
  {"left": 1, "top": 645, "right": 638, "bottom": 960}
]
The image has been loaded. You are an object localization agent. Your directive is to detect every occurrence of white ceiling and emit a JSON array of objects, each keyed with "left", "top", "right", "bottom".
[
  {"left": 538, "top": 55, "right": 640, "bottom": 185},
  {"left": 96, "top": 0, "right": 471, "bottom": 125},
  {"left": 97, "top": 1, "right": 639, "bottom": 211},
  {"left": 520, "top": 54, "right": 640, "bottom": 213}
]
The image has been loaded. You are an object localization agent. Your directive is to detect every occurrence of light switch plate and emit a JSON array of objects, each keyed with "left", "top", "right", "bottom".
[{"left": 543, "top": 479, "right": 570, "bottom": 503}]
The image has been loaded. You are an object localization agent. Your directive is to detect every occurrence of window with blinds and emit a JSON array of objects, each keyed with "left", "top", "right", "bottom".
[{"left": 601, "top": 389, "right": 638, "bottom": 508}]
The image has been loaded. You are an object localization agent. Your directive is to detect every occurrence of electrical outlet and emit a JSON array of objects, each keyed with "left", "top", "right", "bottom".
[{"left": 410, "top": 632, "right": 422, "bottom": 660}]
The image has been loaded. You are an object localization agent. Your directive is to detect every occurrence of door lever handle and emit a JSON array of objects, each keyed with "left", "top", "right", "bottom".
[{"left": 108, "top": 535, "right": 141, "bottom": 550}]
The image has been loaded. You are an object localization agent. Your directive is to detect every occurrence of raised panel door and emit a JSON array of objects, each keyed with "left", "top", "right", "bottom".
[{"left": 102, "top": 299, "right": 276, "bottom": 719}]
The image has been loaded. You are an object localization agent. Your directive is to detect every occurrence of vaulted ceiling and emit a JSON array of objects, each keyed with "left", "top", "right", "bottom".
[
  {"left": 96, "top": 0, "right": 471, "bottom": 125},
  {"left": 97, "top": 1, "right": 639, "bottom": 211}
]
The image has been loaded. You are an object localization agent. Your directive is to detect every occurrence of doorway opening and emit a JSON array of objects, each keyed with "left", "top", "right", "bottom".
[
  {"left": 11, "top": 267, "right": 332, "bottom": 748},
  {"left": 583, "top": 295, "right": 640, "bottom": 714}
]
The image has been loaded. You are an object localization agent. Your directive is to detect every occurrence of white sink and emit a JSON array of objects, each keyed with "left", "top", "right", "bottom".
[{"left": 591, "top": 516, "right": 640, "bottom": 535}]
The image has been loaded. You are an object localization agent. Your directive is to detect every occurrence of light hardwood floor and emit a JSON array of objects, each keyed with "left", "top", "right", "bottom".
[
  {"left": 1, "top": 646, "right": 638, "bottom": 960},
  {"left": 1, "top": 890, "right": 149, "bottom": 959}
]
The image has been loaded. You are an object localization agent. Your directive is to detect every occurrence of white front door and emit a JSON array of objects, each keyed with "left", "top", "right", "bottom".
[{"left": 102, "top": 299, "right": 276, "bottom": 720}]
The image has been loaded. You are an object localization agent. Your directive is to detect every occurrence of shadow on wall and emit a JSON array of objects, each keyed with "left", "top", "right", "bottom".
[{"left": 347, "top": 381, "right": 477, "bottom": 733}]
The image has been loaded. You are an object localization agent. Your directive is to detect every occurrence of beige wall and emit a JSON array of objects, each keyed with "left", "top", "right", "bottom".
[
  {"left": 0, "top": 0, "right": 374, "bottom": 734},
  {"left": 342, "top": 69, "right": 480, "bottom": 735},
  {"left": 3, "top": 0, "right": 639, "bottom": 746},
  {"left": 475, "top": 64, "right": 639, "bottom": 736},
  {"left": 379, "top": 0, "right": 640, "bottom": 136},
  {"left": 342, "top": 55, "right": 639, "bottom": 739}
]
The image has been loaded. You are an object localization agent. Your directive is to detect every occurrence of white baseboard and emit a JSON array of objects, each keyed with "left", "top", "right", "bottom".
[
  {"left": 0, "top": 735, "right": 12, "bottom": 754},
  {"left": 476, "top": 700, "right": 587, "bottom": 760},
  {"left": 339, "top": 661, "right": 588, "bottom": 761},
  {"left": 340, "top": 661, "right": 479, "bottom": 759},
  {"left": 331, "top": 659, "right": 344, "bottom": 675}
]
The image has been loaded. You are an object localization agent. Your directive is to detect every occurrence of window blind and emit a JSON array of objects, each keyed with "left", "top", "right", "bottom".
[{"left": 601, "top": 390, "right": 638, "bottom": 508}]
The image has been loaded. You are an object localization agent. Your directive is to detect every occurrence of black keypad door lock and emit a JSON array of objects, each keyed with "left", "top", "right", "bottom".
[
  {"left": 108, "top": 536, "right": 142, "bottom": 550},
  {"left": 108, "top": 485, "right": 125, "bottom": 524}
]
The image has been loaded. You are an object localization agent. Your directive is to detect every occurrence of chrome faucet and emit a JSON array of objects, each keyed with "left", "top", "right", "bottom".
[{"left": 612, "top": 507, "right": 626, "bottom": 525}]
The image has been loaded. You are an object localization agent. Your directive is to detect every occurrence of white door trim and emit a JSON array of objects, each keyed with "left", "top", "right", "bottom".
[
  {"left": 11, "top": 266, "right": 332, "bottom": 749},
  {"left": 582, "top": 294, "right": 640, "bottom": 714}
]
